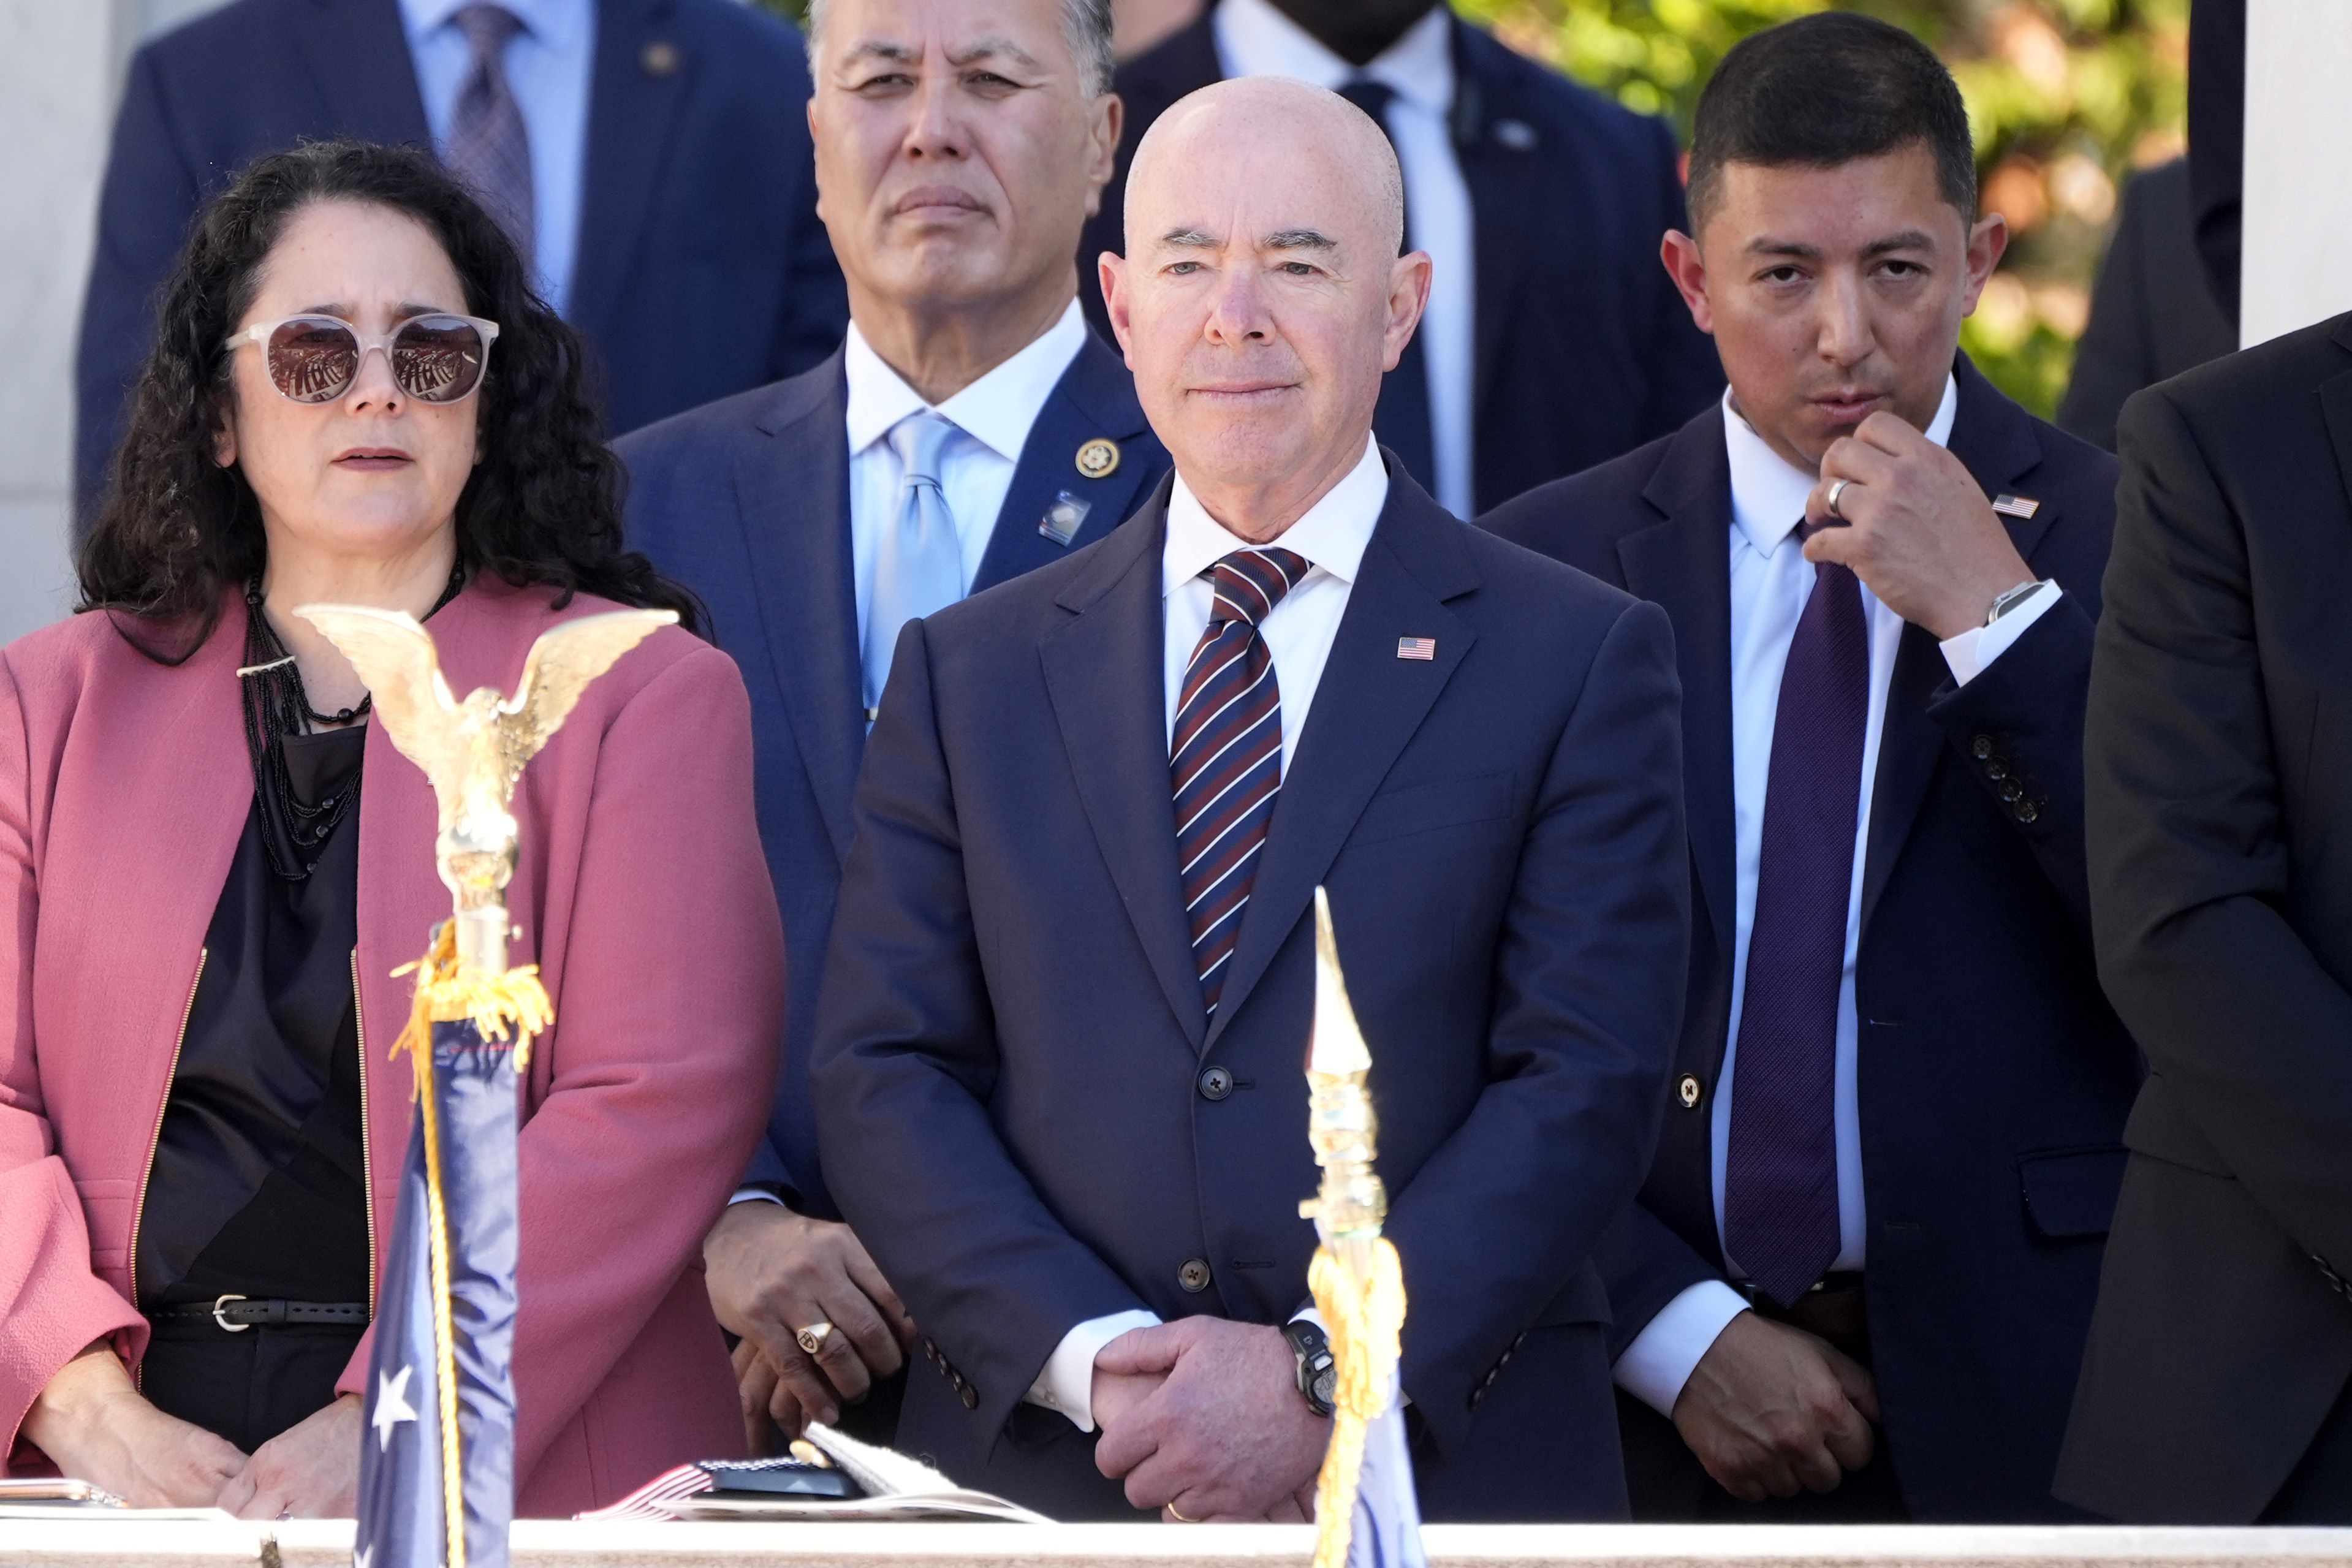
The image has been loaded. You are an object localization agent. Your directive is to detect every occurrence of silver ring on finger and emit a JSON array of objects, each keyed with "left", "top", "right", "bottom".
[
  {"left": 796, "top": 1320, "right": 836, "bottom": 1357},
  {"left": 1825, "top": 476, "right": 1853, "bottom": 520}
]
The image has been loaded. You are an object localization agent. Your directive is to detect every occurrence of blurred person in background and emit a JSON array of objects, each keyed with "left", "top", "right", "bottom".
[
  {"left": 1486, "top": 13, "right": 2138, "bottom": 1523},
  {"left": 6, "top": 142, "right": 781, "bottom": 1519},
  {"left": 2054, "top": 158, "right": 2236, "bottom": 453},
  {"left": 1075, "top": 0, "right": 1722, "bottom": 520},
  {"left": 75, "top": 0, "right": 848, "bottom": 528},
  {"left": 620, "top": 0, "right": 1170, "bottom": 1455}
]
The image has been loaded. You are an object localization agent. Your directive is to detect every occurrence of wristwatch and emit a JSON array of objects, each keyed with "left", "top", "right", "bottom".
[
  {"left": 1283, "top": 1319, "right": 1337, "bottom": 1418},
  {"left": 1986, "top": 578, "right": 2048, "bottom": 626}
]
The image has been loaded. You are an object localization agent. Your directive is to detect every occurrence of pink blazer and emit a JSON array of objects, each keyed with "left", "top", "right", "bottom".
[{"left": 0, "top": 578, "right": 783, "bottom": 1516}]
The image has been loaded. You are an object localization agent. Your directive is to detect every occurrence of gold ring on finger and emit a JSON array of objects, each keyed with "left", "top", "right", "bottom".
[
  {"left": 796, "top": 1320, "right": 836, "bottom": 1356},
  {"left": 1167, "top": 1502, "right": 1199, "bottom": 1523}
]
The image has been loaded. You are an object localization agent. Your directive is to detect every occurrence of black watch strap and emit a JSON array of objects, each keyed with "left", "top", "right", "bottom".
[{"left": 1283, "top": 1318, "right": 1337, "bottom": 1418}]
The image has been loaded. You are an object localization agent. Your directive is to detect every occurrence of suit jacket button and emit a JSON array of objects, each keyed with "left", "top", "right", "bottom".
[
  {"left": 1677, "top": 1073, "right": 1702, "bottom": 1109},
  {"left": 2016, "top": 801, "right": 2039, "bottom": 824},
  {"left": 2000, "top": 779, "right": 2024, "bottom": 802},
  {"left": 1178, "top": 1257, "right": 1213, "bottom": 1293},
  {"left": 1199, "top": 1066, "right": 1234, "bottom": 1100},
  {"left": 1971, "top": 735, "right": 1995, "bottom": 759},
  {"left": 960, "top": 1382, "right": 979, "bottom": 1410},
  {"left": 1984, "top": 759, "right": 2008, "bottom": 779}
]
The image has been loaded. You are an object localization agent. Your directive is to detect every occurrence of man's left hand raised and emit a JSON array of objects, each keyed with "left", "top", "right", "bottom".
[
  {"left": 1091, "top": 1318, "right": 1329, "bottom": 1522},
  {"left": 1803, "top": 410, "right": 2033, "bottom": 641}
]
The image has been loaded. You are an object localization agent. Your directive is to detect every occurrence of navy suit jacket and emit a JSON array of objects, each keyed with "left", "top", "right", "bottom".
[
  {"left": 810, "top": 462, "right": 1689, "bottom": 1518},
  {"left": 1482, "top": 358, "right": 2142, "bottom": 1521},
  {"left": 77, "top": 0, "right": 846, "bottom": 514},
  {"left": 1076, "top": 4, "right": 1721, "bottom": 513},
  {"left": 616, "top": 332, "right": 1169, "bottom": 1211}
]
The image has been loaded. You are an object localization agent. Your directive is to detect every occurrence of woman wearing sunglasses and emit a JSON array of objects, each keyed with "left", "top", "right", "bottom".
[{"left": 0, "top": 142, "right": 784, "bottom": 1518}]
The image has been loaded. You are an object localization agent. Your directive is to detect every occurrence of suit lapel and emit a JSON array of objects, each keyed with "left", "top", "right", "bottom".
[
  {"left": 569, "top": 0, "right": 690, "bottom": 336},
  {"left": 1205, "top": 471, "right": 1479, "bottom": 1050},
  {"left": 1621, "top": 410, "right": 1737, "bottom": 968},
  {"left": 1039, "top": 485, "right": 1206, "bottom": 1050},
  {"left": 2317, "top": 321, "right": 2352, "bottom": 520},
  {"left": 298, "top": 0, "right": 431, "bottom": 144},
  {"left": 974, "top": 333, "right": 1158, "bottom": 591},
  {"left": 737, "top": 355, "right": 867, "bottom": 862},
  {"left": 1857, "top": 355, "right": 2049, "bottom": 935}
]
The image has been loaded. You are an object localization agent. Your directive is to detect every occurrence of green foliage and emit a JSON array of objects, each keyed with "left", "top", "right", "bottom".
[{"left": 1452, "top": 0, "right": 2190, "bottom": 415}]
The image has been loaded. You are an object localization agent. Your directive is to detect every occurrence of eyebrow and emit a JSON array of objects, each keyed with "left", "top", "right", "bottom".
[
  {"left": 1152, "top": 228, "right": 1338, "bottom": 251},
  {"left": 293, "top": 301, "right": 450, "bottom": 319},
  {"left": 839, "top": 37, "right": 1044, "bottom": 72},
  {"left": 1744, "top": 229, "right": 1938, "bottom": 260}
]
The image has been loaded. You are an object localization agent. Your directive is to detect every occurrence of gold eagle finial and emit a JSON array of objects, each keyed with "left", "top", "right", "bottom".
[{"left": 295, "top": 603, "right": 675, "bottom": 974}]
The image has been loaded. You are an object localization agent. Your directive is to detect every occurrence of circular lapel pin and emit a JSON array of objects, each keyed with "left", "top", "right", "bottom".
[
  {"left": 1075, "top": 437, "right": 1120, "bottom": 479},
  {"left": 641, "top": 40, "right": 680, "bottom": 77}
]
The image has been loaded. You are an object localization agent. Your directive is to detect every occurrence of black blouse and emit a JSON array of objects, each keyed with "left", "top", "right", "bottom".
[{"left": 137, "top": 724, "right": 371, "bottom": 1311}]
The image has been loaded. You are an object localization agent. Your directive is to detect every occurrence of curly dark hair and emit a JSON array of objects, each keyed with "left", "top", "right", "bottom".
[{"left": 78, "top": 138, "right": 701, "bottom": 657}]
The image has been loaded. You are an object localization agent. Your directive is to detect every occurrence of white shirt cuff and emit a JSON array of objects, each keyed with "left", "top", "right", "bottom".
[
  {"left": 1610, "top": 1281, "right": 1751, "bottom": 1418},
  {"left": 1024, "top": 1308, "right": 1163, "bottom": 1433},
  {"left": 1938, "top": 580, "right": 2062, "bottom": 685},
  {"left": 727, "top": 1186, "right": 786, "bottom": 1206}
]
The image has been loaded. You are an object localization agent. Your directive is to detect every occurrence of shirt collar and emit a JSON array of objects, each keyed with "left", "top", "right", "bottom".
[
  {"left": 842, "top": 298, "right": 1090, "bottom": 462},
  {"left": 401, "top": 0, "right": 589, "bottom": 50},
  {"left": 1213, "top": 0, "right": 1455, "bottom": 118},
  {"left": 1163, "top": 433, "right": 1387, "bottom": 597},
  {"left": 1722, "top": 371, "right": 1959, "bottom": 559}
]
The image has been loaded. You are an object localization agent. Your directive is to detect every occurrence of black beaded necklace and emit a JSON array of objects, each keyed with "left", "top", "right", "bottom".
[{"left": 237, "top": 566, "right": 465, "bottom": 880}]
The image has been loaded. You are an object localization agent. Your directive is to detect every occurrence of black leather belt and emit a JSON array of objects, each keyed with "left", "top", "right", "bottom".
[
  {"left": 147, "top": 1295, "right": 370, "bottom": 1332},
  {"left": 1739, "top": 1271, "right": 1868, "bottom": 1358}
]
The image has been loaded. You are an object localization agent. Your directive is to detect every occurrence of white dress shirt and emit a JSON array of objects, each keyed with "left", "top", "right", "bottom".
[
  {"left": 1214, "top": 0, "right": 1476, "bottom": 520},
  {"left": 728, "top": 300, "right": 1090, "bottom": 1211},
  {"left": 843, "top": 300, "right": 1091, "bottom": 656},
  {"left": 1025, "top": 434, "right": 1389, "bottom": 1431},
  {"left": 1612, "top": 378, "right": 2062, "bottom": 1417},
  {"left": 401, "top": 0, "right": 594, "bottom": 315}
]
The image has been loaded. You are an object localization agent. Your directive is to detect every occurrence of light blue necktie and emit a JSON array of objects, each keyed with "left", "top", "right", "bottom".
[
  {"left": 863, "top": 411, "right": 964, "bottom": 713},
  {"left": 447, "top": 6, "right": 534, "bottom": 259}
]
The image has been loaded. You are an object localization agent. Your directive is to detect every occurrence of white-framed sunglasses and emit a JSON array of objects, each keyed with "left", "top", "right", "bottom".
[{"left": 223, "top": 312, "right": 502, "bottom": 405}]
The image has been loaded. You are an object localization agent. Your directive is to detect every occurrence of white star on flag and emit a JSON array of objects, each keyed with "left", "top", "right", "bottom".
[{"left": 372, "top": 1365, "right": 419, "bottom": 1453}]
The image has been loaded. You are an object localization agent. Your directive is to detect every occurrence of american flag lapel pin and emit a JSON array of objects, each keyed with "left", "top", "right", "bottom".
[
  {"left": 1397, "top": 635, "right": 1436, "bottom": 661},
  {"left": 1992, "top": 493, "right": 2041, "bottom": 519}
]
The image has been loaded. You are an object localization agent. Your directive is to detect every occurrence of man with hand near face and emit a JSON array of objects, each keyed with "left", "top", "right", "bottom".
[
  {"left": 620, "top": 0, "right": 1170, "bottom": 1450},
  {"left": 811, "top": 77, "right": 1687, "bottom": 1521},
  {"left": 1486, "top": 15, "right": 2138, "bottom": 1523}
]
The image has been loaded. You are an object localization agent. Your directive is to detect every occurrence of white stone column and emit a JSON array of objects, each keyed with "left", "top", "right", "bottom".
[
  {"left": 0, "top": 0, "right": 121, "bottom": 645},
  {"left": 2240, "top": 0, "right": 2352, "bottom": 347}
]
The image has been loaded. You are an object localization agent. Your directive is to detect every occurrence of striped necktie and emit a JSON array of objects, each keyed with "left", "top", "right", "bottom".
[
  {"left": 1172, "top": 547, "right": 1308, "bottom": 1018},
  {"left": 447, "top": 5, "right": 534, "bottom": 260}
]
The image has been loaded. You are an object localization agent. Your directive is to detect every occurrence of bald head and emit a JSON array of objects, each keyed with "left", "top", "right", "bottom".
[
  {"left": 1098, "top": 76, "right": 1430, "bottom": 542},
  {"left": 1128, "top": 77, "right": 1406, "bottom": 260}
]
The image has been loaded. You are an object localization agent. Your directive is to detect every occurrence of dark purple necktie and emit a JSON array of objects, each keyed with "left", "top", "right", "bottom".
[
  {"left": 1172, "top": 548, "right": 1307, "bottom": 1018},
  {"left": 1723, "top": 521, "right": 1868, "bottom": 1308},
  {"left": 447, "top": 5, "right": 534, "bottom": 260}
]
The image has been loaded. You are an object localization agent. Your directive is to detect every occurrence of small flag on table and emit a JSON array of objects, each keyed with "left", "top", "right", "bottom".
[{"left": 357, "top": 926, "right": 549, "bottom": 1568}]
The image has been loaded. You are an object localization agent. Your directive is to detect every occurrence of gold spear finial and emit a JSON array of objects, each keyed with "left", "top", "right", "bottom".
[{"left": 1300, "top": 888, "right": 1407, "bottom": 1568}]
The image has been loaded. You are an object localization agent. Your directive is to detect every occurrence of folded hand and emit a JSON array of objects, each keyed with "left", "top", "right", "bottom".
[{"left": 1091, "top": 1317, "right": 1329, "bottom": 1521}]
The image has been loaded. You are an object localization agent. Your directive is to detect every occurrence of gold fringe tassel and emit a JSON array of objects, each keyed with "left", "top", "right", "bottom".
[
  {"left": 1309, "top": 1237, "right": 1408, "bottom": 1568},
  {"left": 389, "top": 922, "right": 555, "bottom": 1075}
]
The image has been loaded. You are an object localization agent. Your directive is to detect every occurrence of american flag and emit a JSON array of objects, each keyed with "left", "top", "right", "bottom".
[
  {"left": 356, "top": 1016, "right": 523, "bottom": 1568},
  {"left": 1395, "top": 637, "right": 1436, "bottom": 661}
]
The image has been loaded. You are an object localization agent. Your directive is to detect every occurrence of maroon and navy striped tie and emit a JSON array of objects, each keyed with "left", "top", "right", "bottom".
[{"left": 1172, "top": 548, "right": 1308, "bottom": 1018}]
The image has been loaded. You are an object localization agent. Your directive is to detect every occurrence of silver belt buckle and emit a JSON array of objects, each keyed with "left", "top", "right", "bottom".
[{"left": 211, "top": 1293, "right": 251, "bottom": 1333}]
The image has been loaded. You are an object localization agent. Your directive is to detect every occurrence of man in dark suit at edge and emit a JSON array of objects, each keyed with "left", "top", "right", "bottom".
[
  {"left": 1485, "top": 14, "right": 2138, "bottom": 1522},
  {"left": 2058, "top": 317, "right": 2352, "bottom": 1522},
  {"left": 812, "top": 77, "right": 1688, "bottom": 1519},
  {"left": 77, "top": 0, "right": 848, "bottom": 521},
  {"left": 621, "top": 0, "right": 1169, "bottom": 1449},
  {"left": 1076, "top": 0, "right": 1722, "bottom": 518}
]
